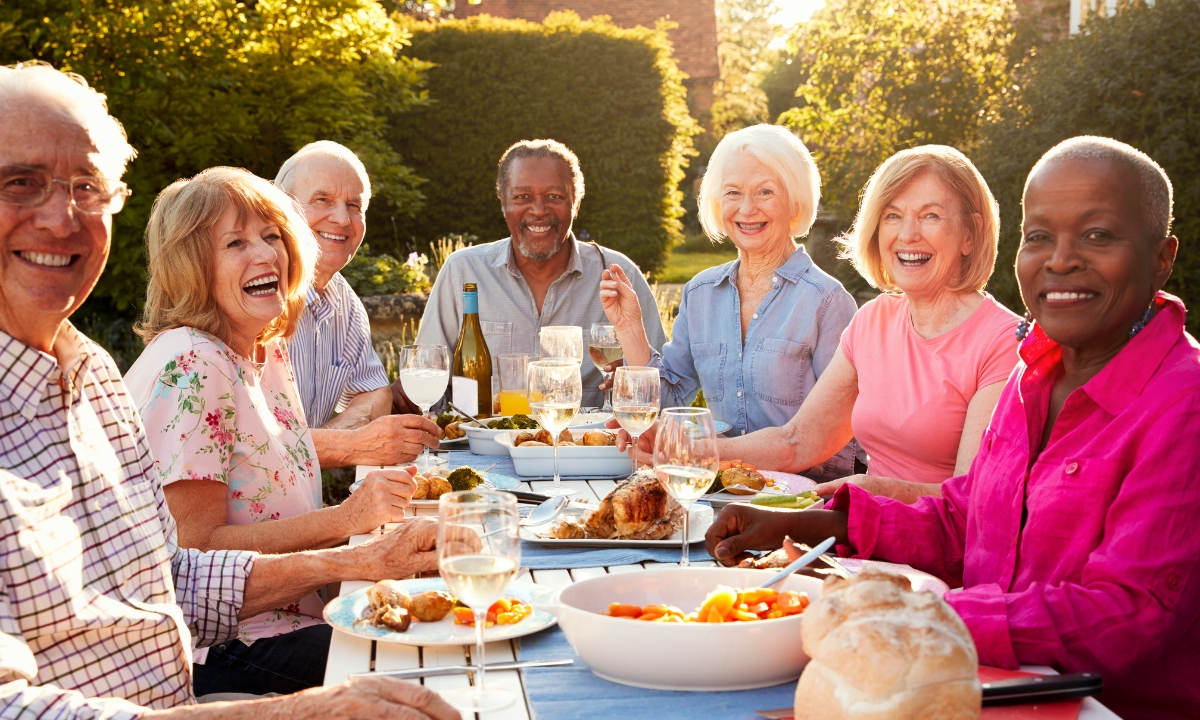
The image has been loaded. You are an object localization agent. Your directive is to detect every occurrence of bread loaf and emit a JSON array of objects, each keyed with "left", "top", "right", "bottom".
[{"left": 794, "top": 568, "right": 980, "bottom": 720}]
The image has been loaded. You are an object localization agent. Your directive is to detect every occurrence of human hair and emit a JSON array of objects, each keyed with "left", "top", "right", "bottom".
[
  {"left": 136, "top": 167, "right": 317, "bottom": 346},
  {"left": 698, "top": 124, "right": 821, "bottom": 241},
  {"left": 496, "top": 139, "right": 585, "bottom": 214},
  {"left": 275, "top": 140, "right": 372, "bottom": 209},
  {"left": 840, "top": 145, "right": 1000, "bottom": 293},
  {"left": 1027, "top": 136, "right": 1173, "bottom": 239},
  {"left": 0, "top": 61, "right": 136, "bottom": 179}
]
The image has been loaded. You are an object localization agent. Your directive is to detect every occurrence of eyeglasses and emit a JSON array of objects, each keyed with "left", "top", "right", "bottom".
[{"left": 0, "top": 164, "right": 131, "bottom": 215}]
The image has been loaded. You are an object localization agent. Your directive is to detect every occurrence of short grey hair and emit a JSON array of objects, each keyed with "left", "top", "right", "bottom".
[
  {"left": 275, "top": 140, "right": 372, "bottom": 209},
  {"left": 0, "top": 61, "right": 136, "bottom": 180},
  {"left": 1028, "top": 136, "right": 1173, "bottom": 239},
  {"left": 496, "top": 139, "right": 585, "bottom": 215},
  {"left": 699, "top": 124, "right": 821, "bottom": 241}
]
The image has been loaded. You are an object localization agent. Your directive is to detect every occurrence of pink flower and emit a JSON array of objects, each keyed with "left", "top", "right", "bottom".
[
  {"left": 269, "top": 512, "right": 280, "bottom": 520},
  {"left": 284, "top": 603, "right": 301, "bottom": 613},
  {"left": 205, "top": 411, "right": 220, "bottom": 428},
  {"left": 231, "top": 490, "right": 243, "bottom": 499},
  {"left": 250, "top": 501, "right": 265, "bottom": 515}
]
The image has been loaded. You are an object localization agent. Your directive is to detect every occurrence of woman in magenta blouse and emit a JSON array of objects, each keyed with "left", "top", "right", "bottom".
[{"left": 705, "top": 136, "right": 1199, "bottom": 720}]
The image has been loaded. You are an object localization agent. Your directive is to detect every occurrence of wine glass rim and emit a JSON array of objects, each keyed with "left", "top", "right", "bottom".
[
  {"left": 529, "top": 358, "right": 579, "bottom": 367},
  {"left": 661, "top": 407, "right": 711, "bottom": 416}
]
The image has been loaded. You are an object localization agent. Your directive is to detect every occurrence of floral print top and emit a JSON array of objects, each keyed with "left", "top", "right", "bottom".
[{"left": 124, "top": 327, "right": 325, "bottom": 647}]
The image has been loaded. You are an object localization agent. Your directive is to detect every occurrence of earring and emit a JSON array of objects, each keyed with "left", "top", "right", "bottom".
[
  {"left": 1129, "top": 300, "right": 1155, "bottom": 338},
  {"left": 1016, "top": 310, "right": 1032, "bottom": 341}
]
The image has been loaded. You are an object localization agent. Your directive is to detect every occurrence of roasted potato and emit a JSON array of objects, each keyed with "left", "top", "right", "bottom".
[
  {"left": 444, "top": 421, "right": 466, "bottom": 440},
  {"left": 718, "top": 466, "right": 767, "bottom": 495},
  {"left": 410, "top": 590, "right": 455, "bottom": 622},
  {"left": 520, "top": 441, "right": 550, "bottom": 446},
  {"left": 377, "top": 606, "right": 411, "bottom": 632},
  {"left": 366, "top": 579, "right": 412, "bottom": 612},
  {"left": 581, "top": 430, "right": 616, "bottom": 446},
  {"left": 427, "top": 475, "right": 452, "bottom": 499},
  {"left": 412, "top": 474, "right": 430, "bottom": 500},
  {"left": 558, "top": 441, "right": 577, "bottom": 447},
  {"left": 558, "top": 428, "right": 573, "bottom": 444}
]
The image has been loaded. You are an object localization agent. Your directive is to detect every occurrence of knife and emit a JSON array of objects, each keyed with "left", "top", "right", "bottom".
[
  {"left": 350, "top": 658, "right": 573, "bottom": 680},
  {"left": 753, "top": 671, "right": 1103, "bottom": 717},
  {"left": 505, "top": 490, "right": 552, "bottom": 504}
]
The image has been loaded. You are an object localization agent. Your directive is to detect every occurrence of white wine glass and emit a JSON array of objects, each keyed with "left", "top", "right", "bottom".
[
  {"left": 398, "top": 344, "right": 450, "bottom": 470},
  {"left": 527, "top": 359, "right": 582, "bottom": 496},
  {"left": 612, "top": 366, "right": 659, "bottom": 466},
  {"left": 438, "top": 491, "right": 520, "bottom": 712},
  {"left": 588, "top": 323, "right": 622, "bottom": 411},
  {"left": 539, "top": 325, "right": 583, "bottom": 364},
  {"left": 653, "top": 407, "right": 719, "bottom": 566}
]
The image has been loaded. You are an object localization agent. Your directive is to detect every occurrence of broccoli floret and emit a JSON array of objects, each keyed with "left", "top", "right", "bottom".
[
  {"left": 447, "top": 467, "right": 484, "bottom": 492},
  {"left": 487, "top": 417, "right": 516, "bottom": 430},
  {"left": 509, "top": 414, "right": 539, "bottom": 429},
  {"left": 435, "top": 412, "right": 459, "bottom": 430}
]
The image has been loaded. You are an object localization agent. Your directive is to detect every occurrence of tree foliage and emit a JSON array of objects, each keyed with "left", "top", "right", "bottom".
[
  {"left": 708, "top": 0, "right": 780, "bottom": 138},
  {"left": 1, "top": 0, "right": 429, "bottom": 313},
  {"left": 975, "top": 0, "right": 1200, "bottom": 333},
  {"left": 378, "top": 12, "right": 699, "bottom": 274},
  {"left": 779, "top": 0, "right": 1015, "bottom": 225}
]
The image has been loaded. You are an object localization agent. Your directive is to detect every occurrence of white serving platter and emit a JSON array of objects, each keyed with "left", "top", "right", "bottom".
[{"left": 519, "top": 503, "right": 713, "bottom": 547}]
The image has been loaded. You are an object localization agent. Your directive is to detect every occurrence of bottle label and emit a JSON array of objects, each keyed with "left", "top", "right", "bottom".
[
  {"left": 463, "top": 291, "right": 478, "bottom": 315},
  {"left": 452, "top": 376, "right": 479, "bottom": 417}
]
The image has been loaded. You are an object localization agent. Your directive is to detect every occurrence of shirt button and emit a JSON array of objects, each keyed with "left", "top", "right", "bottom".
[
  {"left": 752, "top": 313, "right": 759, "bottom": 320},
  {"left": 1166, "top": 573, "right": 1182, "bottom": 591},
  {"left": 772, "top": 276, "right": 778, "bottom": 283},
  {"left": 737, "top": 390, "right": 743, "bottom": 398},
  {"left": 1065, "top": 462, "right": 1080, "bottom": 475}
]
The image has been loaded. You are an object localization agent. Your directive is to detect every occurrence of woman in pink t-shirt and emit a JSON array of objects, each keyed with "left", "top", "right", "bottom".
[{"left": 663, "top": 145, "right": 1020, "bottom": 501}]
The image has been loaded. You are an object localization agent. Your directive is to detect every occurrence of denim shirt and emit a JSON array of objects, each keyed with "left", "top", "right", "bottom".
[{"left": 649, "top": 245, "right": 858, "bottom": 480}]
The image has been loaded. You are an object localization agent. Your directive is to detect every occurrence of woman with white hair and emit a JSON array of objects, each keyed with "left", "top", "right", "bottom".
[
  {"left": 600, "top": 124, "right": 858, "bottom": 479},
  {"left": 123, "top": 167, "right": 419, "bottom": 695}
]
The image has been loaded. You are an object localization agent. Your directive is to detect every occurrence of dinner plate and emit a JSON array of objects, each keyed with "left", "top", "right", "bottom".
[
  {"left": 324, "top": 578, "right": 557, "bottom": 646},
  {"left": 519, "top": 503, "right": 714, "bottom": 547},
  {"left": 835, "top": 558, "right": 950, "bottom": 595},
  {"left": 356, "top": 468, "right": 521, "bottom": 506},
  {"left": 705, "top": 470, "right": 818, "bottom": 509},
  {"left": 713, "top": 420, "right": 732, "bottom": 435}
]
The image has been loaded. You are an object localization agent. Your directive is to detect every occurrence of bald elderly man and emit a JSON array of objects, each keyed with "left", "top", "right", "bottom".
[
  {"left": 275, "top": 143, "right": 439, "bottom": 468},
  {"left": 0, "top": 62, "right": 456, "bottom": 719}
]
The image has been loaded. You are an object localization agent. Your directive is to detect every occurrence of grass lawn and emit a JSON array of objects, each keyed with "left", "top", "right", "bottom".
[{"left": 656, "top": 246, "right": 739, "bottom": 284}]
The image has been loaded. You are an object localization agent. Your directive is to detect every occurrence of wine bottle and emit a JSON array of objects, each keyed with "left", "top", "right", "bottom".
[{"left": 451, "top": 282, "right": 493, "bottom": 418}]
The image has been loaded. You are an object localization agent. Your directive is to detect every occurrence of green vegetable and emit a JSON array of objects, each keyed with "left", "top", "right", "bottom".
[
  {"left": 435, "top": 412, "right": 461, "bottom": 430},
  {"left": 447, "top": 467, "right": 484, "bottom": 492},
  {"left": 509, "top": 414, "right": 540, "bottom": 429},
  {"left": 707, "top": 470, "right": 726, "bottom": 494},
  {"left": 750, "top": 491, "right": 819, "bottom": 509},
  {"left": 487, "top": 417, "right": 516, "bottom": 430}
]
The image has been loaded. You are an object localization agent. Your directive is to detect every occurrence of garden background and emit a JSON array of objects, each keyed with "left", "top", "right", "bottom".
[{"left": 1, "top": 0, "right": 1196, "bottom": 371}]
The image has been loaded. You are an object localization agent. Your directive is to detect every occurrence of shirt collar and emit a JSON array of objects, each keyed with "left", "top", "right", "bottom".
[
  {"left": 1019, "top": 291, "right": 1186, "bottom": 415},
  {"left": 305, "top": 274, "right": 344, "bottom": 323},
  {"left": 0, "top": 321, "right": 91, "bottom": 420}
]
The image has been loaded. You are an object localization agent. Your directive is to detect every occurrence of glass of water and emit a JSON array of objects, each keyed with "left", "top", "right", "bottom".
[
  {"left": 612, "top": 366, "right": 659, "bottom": 466},
  {"left": 539, "top": 325, "right": 583, "bottom": 364},
  {"left": 527, "top": 359, "right": 582, "bottom": 496},
  {"left": 398, "top": 344, "right": 450, "bottom": 470},
  {"left": 653, "top": 407, "right": 719, "bottom": 566}
]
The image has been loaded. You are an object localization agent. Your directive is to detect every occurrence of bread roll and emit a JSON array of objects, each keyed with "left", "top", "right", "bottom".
[{"left": 794, "top": 568, "right": 980, "bottom": 720}]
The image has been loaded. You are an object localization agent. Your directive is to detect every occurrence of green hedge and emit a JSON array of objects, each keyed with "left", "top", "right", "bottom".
[
  {"left": 373, "top": 12, "right": 700, "bottom": 274},
  {"left": 976, "top": 0, "right": 1200, "bottom": 334}
]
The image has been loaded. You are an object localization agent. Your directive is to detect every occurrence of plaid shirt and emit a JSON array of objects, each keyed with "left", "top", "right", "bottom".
[{"left": 0, "top": 324, "right": 254, "bottom": 717}]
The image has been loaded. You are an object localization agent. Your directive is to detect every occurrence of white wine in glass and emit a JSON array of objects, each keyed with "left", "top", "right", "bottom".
[
  {"left": 539, "top": 325, "right": 584, "bottom": 364},
  {"left": 653, "top": 407, "right": 719, "bottom": 566},
  {"left": 398, "top": 344, "right": 450, "bottom": 470},
  {"left": 438, "top": 491, "right": 520, "bottom": 712},
  {"left": 589, "top": 323, "right": 622, "bottom": 411},
  {"left": 612, "top": 366, "right": 660, "bottom": 464},
  {"left": 527, "top": 359, "right": 582, "bottom": 496}
]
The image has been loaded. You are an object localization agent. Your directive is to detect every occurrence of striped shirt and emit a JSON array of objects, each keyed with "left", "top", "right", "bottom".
[
  {"left": 0, "top": 324, "right": 253, "bottom": 716},
  {"left": 287, "top": 272, "right": 390, "bottom": 428}
]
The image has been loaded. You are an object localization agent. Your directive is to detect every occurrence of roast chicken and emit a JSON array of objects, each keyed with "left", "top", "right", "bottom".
[{"left": 550, "top": 469, "right": 684, "bottom": 540}]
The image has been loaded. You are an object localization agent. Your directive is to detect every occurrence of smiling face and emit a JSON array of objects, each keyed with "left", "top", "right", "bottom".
[
  {"left": 0, "top": 98, "right": 113, "bottom": 351},
  {"left": 288, "top": 154, "right": 365, "bottom": 290},
  {"left": 500, "top": 156, "right": 575, "bottom": 263},
  {"left": 210, "top": 205, "right": 290, "bottom": 354},
  {"left": 1017, "top": 157, "right": 1175, "bottom": 352},
  {"left": 719, "top": 153, "right": 794, "bottom": 255},
  {"left": 877, "top": 172, "right": 978, "bottom": 298}
]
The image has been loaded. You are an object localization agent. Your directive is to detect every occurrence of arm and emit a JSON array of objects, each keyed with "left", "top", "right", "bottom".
[
  {"left": 312, "top": 414, "right": 441, "bottom": 468},
  {"left": 164, "top": 468, "right": 417, "bottom": 553},
  {"left": 320, "top": 387, "right": 392, "bottom": 430},
  {"left": 953, "top": 380, "right": 1005, "bottom": 475}
]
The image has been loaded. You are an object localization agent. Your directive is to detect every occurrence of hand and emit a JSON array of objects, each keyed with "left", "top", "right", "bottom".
[
  {"left": 338, "top": 467, "right": 418, "bottom": 535},
  {"left": 606, "top": 417, "right": 654, "bottom": 467},
  {"left": 703, "top": 504, "right": 848, "bottom": 566},
  {"left": 390, "top": 377, "right": 422, "bottom": 415},
  {"left": 283, "top": 674, "right": 460, "bottom": 720},
  {"left": 599, "top": 263, "right": 646, "bottom": 333},
  {"left": 597, "top": 358, "right": 625, "bottom": 392},
  {"left": 352, "top": 516, "right": 440, "bottom": 581},
  {"left": 349, "top": 414, "right": 441, "bottom": 466}
]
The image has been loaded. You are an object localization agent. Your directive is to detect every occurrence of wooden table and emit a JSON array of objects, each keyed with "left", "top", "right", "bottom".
[{"left": 324, "top": 470, "right": 1121, "bottom": 720}]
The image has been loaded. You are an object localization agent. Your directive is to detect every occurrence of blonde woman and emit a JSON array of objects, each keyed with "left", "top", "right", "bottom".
[
  {"left": 600, "top": 124, "right": 858, "bottom": 479},
  {"left": 625, "top": 146, "right": 1019, "bottom": 502},
  {"left": 124, "top": 167, "right": 421, "bottom": 695}
]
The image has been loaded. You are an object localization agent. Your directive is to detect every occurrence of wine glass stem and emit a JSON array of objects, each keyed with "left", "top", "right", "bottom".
[
  {"left": 680, "top": 500, "right": 692, "bottom": 566},
  {"left": 552, "top": 438, "right": 561, "bottom": 490},
  {"left": 473, "top": 607, "right": 487, "bottom": 691},
  {"left": 629, "top": 433, "right": 640, "bottom": 466}
]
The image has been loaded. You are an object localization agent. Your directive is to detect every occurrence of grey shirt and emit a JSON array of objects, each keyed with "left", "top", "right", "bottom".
[{"left": 417, "top": 236, "right": 668, "bottom": 408}]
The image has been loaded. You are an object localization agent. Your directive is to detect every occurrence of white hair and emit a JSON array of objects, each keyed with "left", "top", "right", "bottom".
[
  {"left": 0, "top": 62, "right": 137, "bottom": 180},
  {"left": 274, "top": 140, "right": 372, "bottom": 208},
  {"left": 1028, "top": 136, "right": 1173, "bottom": 239},
  {"left": 698, "top": 124, "right": 821, "bottom": 241}
]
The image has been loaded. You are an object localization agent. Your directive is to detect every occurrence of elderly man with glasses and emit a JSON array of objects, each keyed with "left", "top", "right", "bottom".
[{"left": 0, "top": 61, "right": 457, "bottom": 720}]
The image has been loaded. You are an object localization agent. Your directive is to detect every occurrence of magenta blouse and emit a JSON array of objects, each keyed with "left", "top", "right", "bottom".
[{"left": 831, "top": 292, "right": 1200, "bottom": 720}]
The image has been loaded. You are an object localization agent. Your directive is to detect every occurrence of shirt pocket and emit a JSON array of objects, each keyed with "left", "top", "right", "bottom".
[
  {"left": 1025, "top": 457, "right": 1125, "bottom": 579},
  {"left": 749, "top": 338, "right": 811, "bottom": 407},
  {"left": 690, "top": 342, "right": 726, "bottom": 403}
]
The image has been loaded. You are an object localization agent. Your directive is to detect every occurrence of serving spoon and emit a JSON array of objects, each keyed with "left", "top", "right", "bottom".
[{"left": 760, "top": 536, "right": 837, "bottom": 589}]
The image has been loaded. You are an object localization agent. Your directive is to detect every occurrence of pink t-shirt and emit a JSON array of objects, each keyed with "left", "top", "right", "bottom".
[{"left": 841, "top": 293, "right": 1019, "bottom": 484}]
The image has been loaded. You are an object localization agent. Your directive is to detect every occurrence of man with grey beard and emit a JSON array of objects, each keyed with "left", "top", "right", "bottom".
[{"left": 412, "top": 139, "right": 666, "bottom": 409}]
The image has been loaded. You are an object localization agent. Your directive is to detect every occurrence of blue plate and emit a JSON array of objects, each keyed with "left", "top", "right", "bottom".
[
  {"left": 482, "top": 471, "right": 519, "bottom": 490},
  {"left": 713, "top": 420, "right": 732, "bottom": 435}
]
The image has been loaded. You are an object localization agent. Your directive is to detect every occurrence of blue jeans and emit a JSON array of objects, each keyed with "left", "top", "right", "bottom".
[{"left": 193, "top": 624, "right": 332, "bottom": 696}]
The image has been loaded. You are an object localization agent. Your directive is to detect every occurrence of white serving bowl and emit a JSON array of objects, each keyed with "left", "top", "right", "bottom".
[
  {"left": 462, "top": 413, "right": 615, "bottom": 456},
  {"left": 497, "top": 429, "right": 632, "bottom": 477},
  {"left": 544, "top": 566, "right": 821, "bottom": 691}
]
